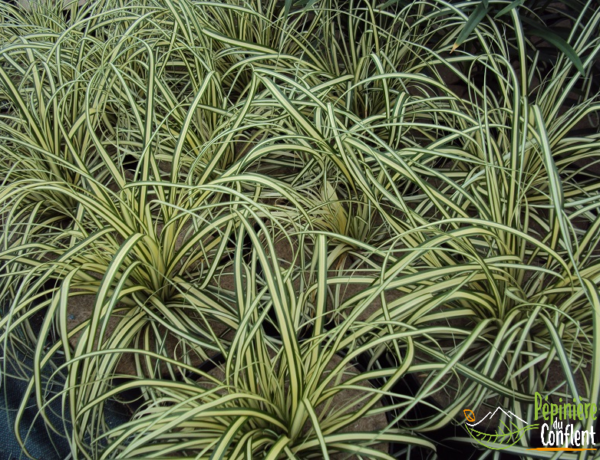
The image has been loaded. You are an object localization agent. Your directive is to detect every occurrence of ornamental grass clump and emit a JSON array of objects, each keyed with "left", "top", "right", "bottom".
[
  {"left": 1, "top": 0, "right": 600, "bottom": 458},
  {"left": 91, "top": 233, "right": 448, "bottom": 459}
]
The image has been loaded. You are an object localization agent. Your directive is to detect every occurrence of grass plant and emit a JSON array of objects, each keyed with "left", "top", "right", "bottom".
[{"left": 1, "top": 0, "right": 599, "bottom": 458}]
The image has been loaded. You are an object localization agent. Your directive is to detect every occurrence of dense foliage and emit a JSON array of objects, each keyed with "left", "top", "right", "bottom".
[{"left": 1, "top": 0, "right": 599, "bottom": 458}]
